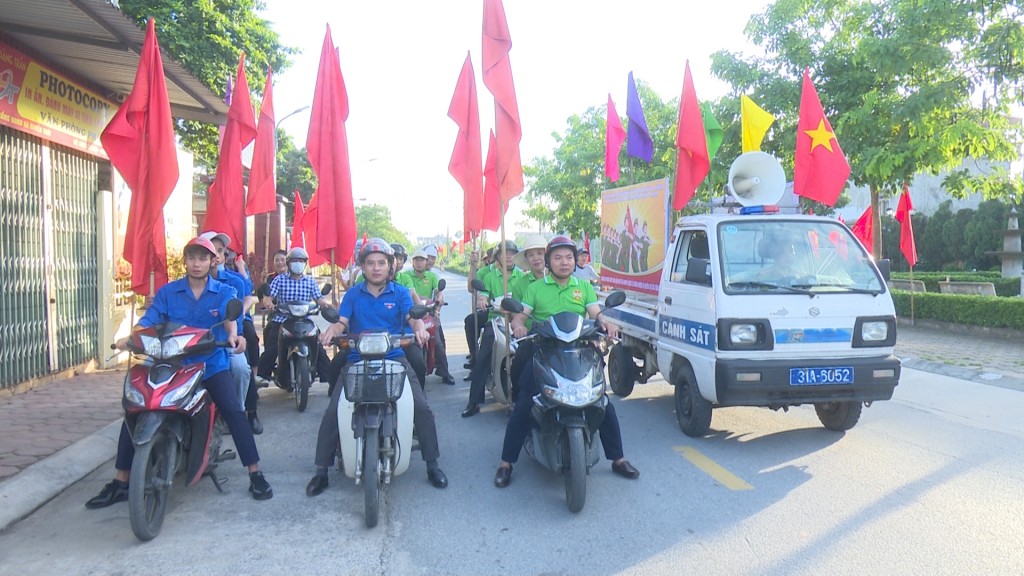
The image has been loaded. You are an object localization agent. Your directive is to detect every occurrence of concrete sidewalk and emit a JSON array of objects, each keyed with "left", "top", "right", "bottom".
[{"left": 0, "top": 321, "right": 1020, "bottom": 532}]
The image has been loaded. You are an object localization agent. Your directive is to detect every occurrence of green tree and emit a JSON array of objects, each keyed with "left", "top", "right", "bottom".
[
  {"left": 276, "top": 131, "right": 316, "bottom": 203},
  {"left": 354, "top": 204, "right": 413, "bottom": 248},
  {"left": 964, "top": 199, "right": 1011, "bottom": 269},
  {"left": 711, "top": 0, "right": 1024, "bottom": 257},
  {"left": 118, "top": 0, "right": 296, "bottom": 165},
  {"left": 522, "top": 80, "right": 677, "bottom": 238}
]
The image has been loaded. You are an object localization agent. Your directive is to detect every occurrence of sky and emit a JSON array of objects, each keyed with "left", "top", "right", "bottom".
[{"left": 260, "top": 0, "right": 767, "bottom": 240}]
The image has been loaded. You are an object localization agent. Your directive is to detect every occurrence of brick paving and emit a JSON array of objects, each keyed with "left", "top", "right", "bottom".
[{"left": 0, "top": 323, "right": 1020, "bottom": 484}]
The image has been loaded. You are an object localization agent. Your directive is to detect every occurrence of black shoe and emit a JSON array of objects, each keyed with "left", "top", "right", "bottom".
[
  {"left": 249, "top": 471, "right": 273, "bottom": 500},
  {"left": 461, "top": 403, "right": 480, "bottom": 418},
  {"left": 427, "top": 468, "right": 448, "bottom": 489},
  {"left": 493, "top": 465, "right": 512, "bottom": 488},
  {"left": 462, "top": 375, "right": 472, "bottom": 382},
  {"left": 306, "top": 474, "right": 328, "bottom": 497},
  {"left": 612, "top": 460, "right": 640, "bottom": 479},
  {"left": 249, "top": 414, "right": 263, "bottom": 435},
  {"left": 85, "top": 480, "right": 128, "bottom": 509},
  {"left": 463, "top": 362, "right": 473, "bottom": 369},
  {"left": 439, "top": 373, "right": 455, "bottom": 385}
]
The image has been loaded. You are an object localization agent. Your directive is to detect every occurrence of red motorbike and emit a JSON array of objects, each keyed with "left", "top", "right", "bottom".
[
  {"left": 421, "top": 279, "right": 447, "bottom": 375},
  {"left": 118, "top": 300, "right": 242, "bottom": 541}
]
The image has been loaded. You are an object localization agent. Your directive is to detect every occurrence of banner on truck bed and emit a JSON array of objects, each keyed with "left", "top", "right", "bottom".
[{"left": 599, "top": 178, "right": 668, "bottom": 296}]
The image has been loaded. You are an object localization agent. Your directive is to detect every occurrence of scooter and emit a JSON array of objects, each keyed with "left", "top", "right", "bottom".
[
  {"left": 421, "top": 279, "right": 447, "bottom": 376},
  {"left": 118, "top": 299, "right": 243, "bottom": 541},
  {"left": 469, "top": 278, "right": 514, "bottom": 406},
  {"left": 501, "top": 290, "right": 627, "bottom": 513},
  {"left": 268, "top": 283, "right": 332, "bottom": 412},
  {"left": 324, "top": 305, "right": 428, "bottom": 528}
]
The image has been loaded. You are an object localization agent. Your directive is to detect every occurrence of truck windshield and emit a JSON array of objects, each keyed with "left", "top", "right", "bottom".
[{"left": 718, "top": 219, "right": 885, "bottom": 295}]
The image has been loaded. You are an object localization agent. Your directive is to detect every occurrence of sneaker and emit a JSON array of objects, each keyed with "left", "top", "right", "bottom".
[
  {"left": 85, "top": 480, "right": 128, "bottom": 509},
  {"left": 249, "top": 471, "right": 273, "bottom": 500}
]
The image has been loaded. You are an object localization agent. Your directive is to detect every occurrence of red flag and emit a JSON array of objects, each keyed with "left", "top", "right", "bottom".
[
  {"left": 448, "top": 53, "right": 484, "bottom": 242},
  {"left": 896, "top": 183, "right": 918, "bottom": 268},
  {"left": 673, "top": 61, "right": 710, "bottom": 211},
  {"left": 828, "top": 230, "right": 850, "bottom": 259},
  {"left": 100, "top": 19, "right": 179, "bottom": 296},
  {"left": 307, "top": 26, "right": 356, "bottom": 267},
  {"left": 291, "top": 191, "right": 306, "bottom": 249},
  {"left": 362, "top": 231, "right": 368, "bottom": 246},
  {"left": 605, "top": 94, "right": 626, "bottom": 183},
  {"left": 482, "top": 0, "right": 523, "bottom": 206},
  {"left": 625, "top": 205, "right": 636, "bottom": 237},
  {"left": 481, "top": 130, "right": 501, "bottom": 232},
  {"left": 794, "top": 69, "right": 850, "bottom": 206},
  {"left": 246, "top": 68, "right": 277, "bottom": 216},
  {"left": 851, "top": 205, "right": 874, "bottom": 251},
  {"left": 583, "top": 231, "right": 591, "bottom": 253},
  {"left": 205, "top": 54, "right": 257, "bottom": 248},
  {"left": 301, "top": 193, "right": 327, "bottom": 267}
]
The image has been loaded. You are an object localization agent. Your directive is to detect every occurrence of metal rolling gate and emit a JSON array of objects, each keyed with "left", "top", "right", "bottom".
[{"left": 0, "top": 125, "right": 99, "bottom": 389}]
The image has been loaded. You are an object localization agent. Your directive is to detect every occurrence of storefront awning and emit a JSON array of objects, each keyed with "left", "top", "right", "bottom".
[{"left": 0, "top": 0, "right": 227, "bottom": 123}]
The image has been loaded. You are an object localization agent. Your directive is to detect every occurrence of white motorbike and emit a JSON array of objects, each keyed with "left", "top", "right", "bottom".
[
  {"left": 323, "top": 305, "right": 427, "bottom": 528},
  {"left": 471, "top": 278, "right": 515, "bottom": 407}
]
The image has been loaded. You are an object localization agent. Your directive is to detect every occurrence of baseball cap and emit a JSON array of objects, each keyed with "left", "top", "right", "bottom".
[{"left": 199, "top": 230, "right": 231, "bottom": 249}]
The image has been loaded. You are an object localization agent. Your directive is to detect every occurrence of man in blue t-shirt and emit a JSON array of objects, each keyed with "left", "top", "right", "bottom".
[
  {"left": 306, "top": 238, "right": 448, "bottom": 496},
  {"left": 85, "top": 236, "right": 272, "bottom": 509}
]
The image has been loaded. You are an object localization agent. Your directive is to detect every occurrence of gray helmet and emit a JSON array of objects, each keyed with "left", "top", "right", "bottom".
[
  {"left": 358, "top": 237, "right": 395, "bottom": 265},
  {"left": 286, "top": 247, "right": 309, "bottom": 261}
]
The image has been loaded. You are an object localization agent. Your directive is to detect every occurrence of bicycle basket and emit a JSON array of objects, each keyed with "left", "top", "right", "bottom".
[{"left": 342, "top": 360, "right": 406, "bottom": 402}]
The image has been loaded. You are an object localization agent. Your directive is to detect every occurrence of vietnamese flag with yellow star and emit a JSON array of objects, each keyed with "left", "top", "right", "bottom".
[{"left": 794, "top": 69, "right": 850, "bottom": 206}]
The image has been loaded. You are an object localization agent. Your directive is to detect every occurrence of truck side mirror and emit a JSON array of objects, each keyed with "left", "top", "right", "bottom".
[
  {"left": 875, "top": 259, "right": 891, "bottom": 282},
  {"left": 685, "top": 258, "right": 712, "bottom": 286}
]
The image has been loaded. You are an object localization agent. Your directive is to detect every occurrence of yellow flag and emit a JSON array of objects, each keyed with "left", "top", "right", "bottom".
[{"left": 741, "top": 95, "right": 776, "bottom": 153}]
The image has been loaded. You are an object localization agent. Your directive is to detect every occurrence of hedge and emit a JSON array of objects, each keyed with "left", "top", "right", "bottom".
[
  {"left": 891, "top": 290, "right": 1024, "bottom": 331},
  {"left": 891, "top": 272, "right": 1021, "bottom": 297}
]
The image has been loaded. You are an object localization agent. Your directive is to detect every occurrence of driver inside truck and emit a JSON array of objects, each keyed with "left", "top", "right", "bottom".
[{"left": 751, "top": 232, "right": 808, "bottom": 283}]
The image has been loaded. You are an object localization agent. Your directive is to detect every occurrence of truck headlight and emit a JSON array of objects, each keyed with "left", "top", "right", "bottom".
[
  {"left": 730, "top": 324, "right": 759, "bottom": 344},
  {"left": 853, "top": 316, "right": 896, "bottom": 347},
  {"left": 717, "top": 319, "right": 772, "bottom": 351}
]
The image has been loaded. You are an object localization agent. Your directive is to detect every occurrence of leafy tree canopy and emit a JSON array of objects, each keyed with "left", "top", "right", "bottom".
[
  {"left": 354, "top": 204, "right": 413, "bottom": 249},
  {"left": 118, "top": 0, "right": 297, "bottom": 166}
]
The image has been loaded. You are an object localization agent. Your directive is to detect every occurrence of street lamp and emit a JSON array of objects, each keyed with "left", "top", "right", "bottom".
[{"left": 276, "top": 105, "right": 310, "bottom": 130}]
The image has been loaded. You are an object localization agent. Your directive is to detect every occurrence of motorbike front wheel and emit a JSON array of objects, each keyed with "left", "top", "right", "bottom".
[
  {"left": 363, "top": 431, "right": 381, "bottom": 528},
  {"left": 129, "top": 429, "right": 178, "bottom": 541},
  {"left": 564, "top": 427, "right": 587, "bottom": 513},
  {"left": 293, "top": 358, "right": 310, "bottom": 412}
]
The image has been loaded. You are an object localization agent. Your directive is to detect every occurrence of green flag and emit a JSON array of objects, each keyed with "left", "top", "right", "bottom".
[{"left": 700, "top": 102, "right": 724, "bottom": 162}]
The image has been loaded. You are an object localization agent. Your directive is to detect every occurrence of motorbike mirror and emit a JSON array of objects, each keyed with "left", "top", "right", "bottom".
[
  {"left": 409, "top": 304, "right": 429, "bottom": 320},
  {"left": 225, "top": 298, "right": 243, "bottom": 321},
  {"left": 500, "top": 297, "right": 523, "bottom": 314},
  {"left": 604, "top": 290, "right": 627, "bottom": 309},
  {"left": 437, "top": 278, "right": 446, "bottom": 292},
  {"left": 321, "top": 283, "right": 333, "bottom": 296},
  {"left": 257, "top": 283, "right": 270, "bottom": 298},
  {"left": 321, "top": 306, "right": 340, "bottom": 323},
  {"left": 470, "top": 278, "right": 486, "bottom": 292}
]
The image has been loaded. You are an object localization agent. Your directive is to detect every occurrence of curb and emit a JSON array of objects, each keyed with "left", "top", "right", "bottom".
[{"left": 0, "top": 419, "right": 121, "bottom": 533}]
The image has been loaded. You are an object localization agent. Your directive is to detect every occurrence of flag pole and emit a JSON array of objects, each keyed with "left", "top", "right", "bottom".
[
  {"left": 909, "top": 266, "right": 915, "bottom": 325},
  {"left": 330, "top": 249, "right": 338, "bottom": 307},
  {"left": 498, "top": 199, "right": 512, "bottom": 413}
]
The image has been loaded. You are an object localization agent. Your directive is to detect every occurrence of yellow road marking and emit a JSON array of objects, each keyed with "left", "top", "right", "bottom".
[{"left": 673, "top": 446, "right": 754, "bottom": 491}]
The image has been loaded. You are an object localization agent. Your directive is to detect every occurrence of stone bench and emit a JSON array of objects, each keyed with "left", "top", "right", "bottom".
[
  {"left": 938, "top": 281, "right": 997, "bottom": 296},
  {"left": 888, "top": 279, "right": 927, "bottom": 292}
]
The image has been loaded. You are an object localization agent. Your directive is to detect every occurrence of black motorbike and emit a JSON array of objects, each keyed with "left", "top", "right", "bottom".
[
  {"left": 268, "top": 283, "right": 332, "bottom": 412},
  {"left": 502, "top": 290, "right": 626, "bottom": 513}
]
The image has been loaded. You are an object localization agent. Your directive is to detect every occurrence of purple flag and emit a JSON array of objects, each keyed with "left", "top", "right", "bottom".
[{"left": 626, "top": 71, "right": 653, "bottom": 162}]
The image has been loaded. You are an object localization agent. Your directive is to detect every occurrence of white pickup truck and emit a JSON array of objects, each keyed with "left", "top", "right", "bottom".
[{"left": 601, "top": 213, "right": 901, "bottom": 436}]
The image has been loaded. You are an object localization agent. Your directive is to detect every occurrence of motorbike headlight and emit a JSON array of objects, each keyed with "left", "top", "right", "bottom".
[
  {"left": 544, "top": 369, "right": 601, "bottom": 407},
  {"left": 357, "top": 333, "right": 392, "bottom": 356},
  {"left": 140, "top": 334, "right": 162, "bottom": 357},
  {"left": 288, "top": 304, "right": 310, "bottom": 317},
  {"left": 123, "top": 378, "right": 145, "bottom": 407},
  {"left": 161, "top": 335, "right": 196, "bottom": 357},
  {"left": 160, "top": 372, "right": 203, "bottom": 408}
]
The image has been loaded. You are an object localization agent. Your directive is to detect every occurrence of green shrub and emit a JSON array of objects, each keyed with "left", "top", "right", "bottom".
[
  {"left": 891, "top": 290, "right": 1024, "bottom": 330},
  {"left": 891, "top": 271, "right": 1021, "bottom": 297}
]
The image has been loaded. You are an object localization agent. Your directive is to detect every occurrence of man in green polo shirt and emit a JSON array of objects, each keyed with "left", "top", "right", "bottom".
[
  {"left": 462, "top": 240, "right": 522, "bottom": 417},
  {"left": 506, "top": 234, "right": 547, "bottom": 399},
  {"left": 492, "top": 236, "right": 639, "bottom": 488},
  {"left": 397, "top": 250, "right": 454, "bottom": 384}
]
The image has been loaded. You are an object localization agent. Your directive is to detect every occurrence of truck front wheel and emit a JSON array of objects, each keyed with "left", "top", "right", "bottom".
[
  {"left": 607, "top": 344, "right": 637, "bottom": 398},
  {"left": 673, "top": 365, "right": 712, "bottom": 437},
  {"left": 814, "top": 401, "right": 862, "bottom": 431}
]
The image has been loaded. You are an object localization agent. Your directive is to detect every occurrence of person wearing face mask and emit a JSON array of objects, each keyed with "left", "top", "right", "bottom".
[{"left": 255, "top": 247, "right": 332, "bottom": 390}]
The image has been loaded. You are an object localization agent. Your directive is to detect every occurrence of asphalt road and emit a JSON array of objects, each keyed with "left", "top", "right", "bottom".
[{"left": 0, "top": 271, "right": 1021, "bottom": 576}]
